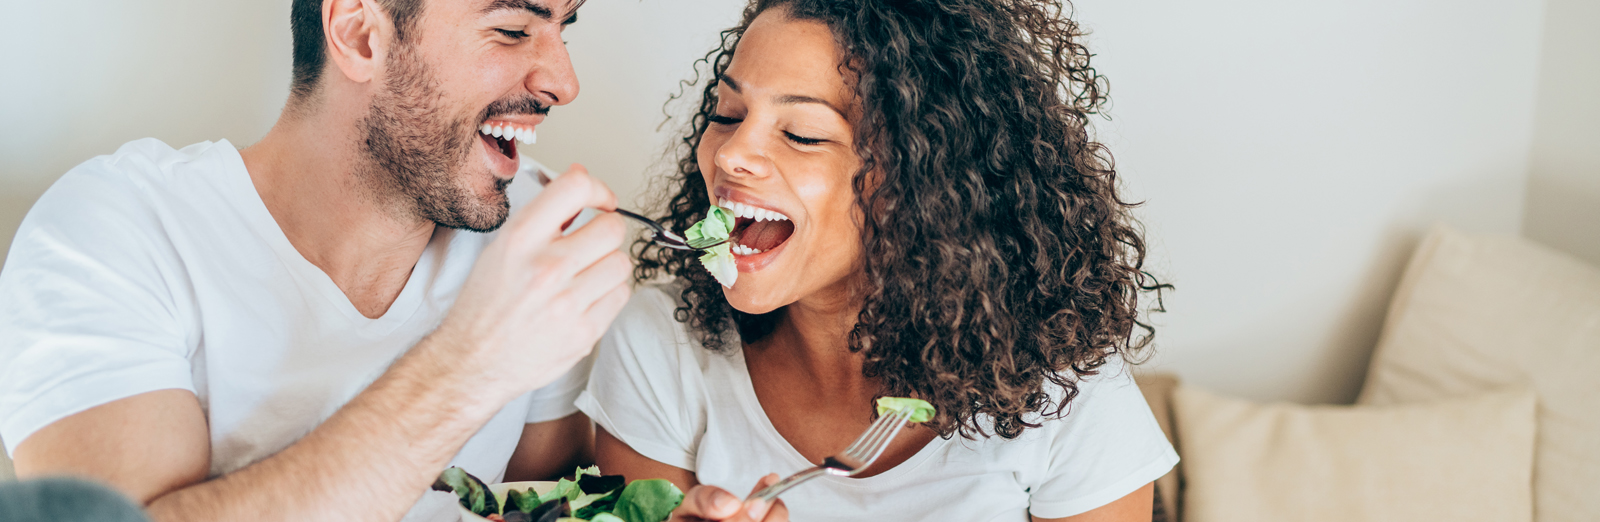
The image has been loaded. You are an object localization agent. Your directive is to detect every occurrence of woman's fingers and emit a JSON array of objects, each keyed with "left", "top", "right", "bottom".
[
  {"left": 758, "top": 499, "right": 788, "bottom": 522},
  {"left": 673, "top": 485, "right": 744, "bottom": 521},
  {"left": 743, "top": 474, "right": 785, "bottom": 522}
]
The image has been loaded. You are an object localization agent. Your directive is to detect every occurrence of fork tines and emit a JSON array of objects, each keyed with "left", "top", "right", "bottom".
[{"left": 840, "top": 408, "right": 915, "bottom": 471}]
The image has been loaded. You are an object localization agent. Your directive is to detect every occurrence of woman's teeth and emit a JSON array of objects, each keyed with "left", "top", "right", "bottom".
[
  {"left": 480, "top": 122, "right": 537, "bottom": 145},
  {"left": 717, "top": 198, "right": 790, "bottom": 222},
  {"left": 731, "top": 244, "right": 765, "bottom": 256}
]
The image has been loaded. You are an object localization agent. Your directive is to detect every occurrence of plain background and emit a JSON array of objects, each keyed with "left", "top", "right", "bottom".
[{"left": 1, "top": 0, "right": 1596, "bottom": 407}]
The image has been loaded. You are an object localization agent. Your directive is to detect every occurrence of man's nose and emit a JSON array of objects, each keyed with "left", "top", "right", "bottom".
[{"left": 525, "top": 33, "right": 579, "bottom": 107}]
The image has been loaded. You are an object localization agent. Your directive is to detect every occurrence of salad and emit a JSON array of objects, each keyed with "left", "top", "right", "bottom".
[
  {"left": 433, "top": 466, "right": 683, "bottom": 522},
  {"left": 875, "top": 397, "right": 936, "bottom": 423},
  {"left": 684, "top": 205, "right": 738, "bottom": 288}
]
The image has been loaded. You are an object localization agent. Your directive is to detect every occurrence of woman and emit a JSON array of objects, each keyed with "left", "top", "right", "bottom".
[{"left": 578, "top": 0, "right": 1176, "bottom": 520}]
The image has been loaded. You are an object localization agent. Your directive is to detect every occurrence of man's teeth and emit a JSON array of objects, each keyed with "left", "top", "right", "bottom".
[
  {"left": 480, "top": 123, "right": 538, "bottom": 145},
  {"left": 731, "top": 244, "right": 765, "bottom": 256},
  {"left": 717, "top": 198, "right": 790, "bottom": 222}
]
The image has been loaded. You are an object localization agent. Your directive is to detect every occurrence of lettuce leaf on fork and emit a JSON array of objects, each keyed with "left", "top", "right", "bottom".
[{"left": 685, "top": 206, "right": 738, "bottom": 288}]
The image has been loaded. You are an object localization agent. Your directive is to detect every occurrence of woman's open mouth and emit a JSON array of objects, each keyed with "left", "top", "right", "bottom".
[{"left": 719, "top": 198, "right": 795, "bottom": 270}]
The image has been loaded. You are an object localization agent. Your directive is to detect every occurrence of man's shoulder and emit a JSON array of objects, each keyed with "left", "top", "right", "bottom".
[
  {"left": 39, "top": 138, "right": 237, "bottom": 214},
  {"left": 8, "top": 138, "right": 242, "bottom": 274}
]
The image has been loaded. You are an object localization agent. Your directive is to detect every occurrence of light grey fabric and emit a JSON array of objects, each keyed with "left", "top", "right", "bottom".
[{"left": 0, "top": 477, "right": 150, "bottom": 522}]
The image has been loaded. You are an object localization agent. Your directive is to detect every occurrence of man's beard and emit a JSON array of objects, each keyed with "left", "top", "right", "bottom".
[{"left": 358, "top": 44, "right": 512, "bottom": 233}]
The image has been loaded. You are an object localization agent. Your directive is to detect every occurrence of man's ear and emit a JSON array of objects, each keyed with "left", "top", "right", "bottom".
[{"left": 324, "top": 0, "right": 395, "bottom": 86}]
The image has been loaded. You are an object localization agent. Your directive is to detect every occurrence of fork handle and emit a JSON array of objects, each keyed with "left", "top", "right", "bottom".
[{"left": 747, "top": 465, "right": 831, "bottom": 503}]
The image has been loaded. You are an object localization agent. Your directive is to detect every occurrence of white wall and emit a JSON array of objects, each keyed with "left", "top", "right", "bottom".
[
  {"left": 1076, "top": 0, "right": 1546, "bottom": 403},
  {"left": 0, "top": 0, "right": 1561, "bottom": 405},
  {"left": 1523, "top": 0, "right": 1600, "bottom": 267},
  {"left": 0, "top": 0, "right": 292, "bottom": 261}
]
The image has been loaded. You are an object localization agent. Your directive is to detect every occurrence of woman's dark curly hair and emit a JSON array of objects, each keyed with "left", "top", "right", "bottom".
[{"left": 633, "top": 0, "right": 1168, "bottom": 439}]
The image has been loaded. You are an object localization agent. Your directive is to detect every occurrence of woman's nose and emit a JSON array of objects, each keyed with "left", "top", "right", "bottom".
[{"left": 714, "top": 127, "right": 773, "bottom": 179}]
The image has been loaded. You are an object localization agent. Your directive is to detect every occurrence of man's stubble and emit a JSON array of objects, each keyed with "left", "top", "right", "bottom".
[{"left": 358, "top": 42, "right": 512, "bottom": 233}]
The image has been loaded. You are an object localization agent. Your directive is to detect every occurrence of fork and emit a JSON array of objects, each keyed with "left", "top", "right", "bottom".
[
  {"left": 746, "top": 407, "right": 917, "bottom": 502},
  {"left": 526, "top": 159, "right": 726, "bottom": 252}
]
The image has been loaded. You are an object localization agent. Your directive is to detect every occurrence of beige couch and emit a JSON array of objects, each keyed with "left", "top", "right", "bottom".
[{"left": 1137, "top": 225, "right": 1600, "bottom": 522}]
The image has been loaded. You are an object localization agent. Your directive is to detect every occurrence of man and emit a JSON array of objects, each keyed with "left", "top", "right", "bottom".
[{"left": 0, "top": 0, "right": 784, "bottom": 520}]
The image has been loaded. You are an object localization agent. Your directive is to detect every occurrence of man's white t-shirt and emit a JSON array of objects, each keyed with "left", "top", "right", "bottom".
[
  {"left": 576, "top": 287, "right": 1179, "bottom": 522},
  {"left": 0, "top": 139, "right": 586, "bottom": 511}
]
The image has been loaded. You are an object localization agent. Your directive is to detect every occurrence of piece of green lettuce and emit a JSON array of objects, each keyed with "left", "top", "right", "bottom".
[
  {"left": 875, "top": 397, "right": 937, "bottom": 423},
  {"left": 684, "top": 206, "right": 735, "bottom": 248},
  {"left": 685, "top": 206, "right": 738, "bottom": 287},
  {"left": 611, "top": 479, "right": 685, "bottom": 522},
  {"left": 435, "top": 466, "right": 681, "bottom": 522},
  {"left": 432, "top": 467, "right": 499, "bottom": 517}
]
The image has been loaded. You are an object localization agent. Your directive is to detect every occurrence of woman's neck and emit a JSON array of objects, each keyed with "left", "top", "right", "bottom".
[{"left": 761, "top": 284, "right": 868, "bottom": 387}]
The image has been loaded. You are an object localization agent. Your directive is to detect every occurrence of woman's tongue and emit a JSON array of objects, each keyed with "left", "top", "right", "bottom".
[{"left": 736, "top": 219, "right": 795, "bottom": 251}]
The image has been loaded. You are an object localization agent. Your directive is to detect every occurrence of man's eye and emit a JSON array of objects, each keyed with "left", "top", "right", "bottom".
[
  {"left": 785, "top": 132, "right": 825, "bottom": 146},
  {"left": 707, "top": 114, "right": 742, "bottom": 125},
  {"left": 495, "top": 28, "right": 530, "bottom": 40}
]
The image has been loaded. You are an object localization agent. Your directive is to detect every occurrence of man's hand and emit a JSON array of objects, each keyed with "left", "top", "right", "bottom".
[
  {"left": 670, "top": 474, "right": 789, "bottom": 522},
  {"left": 427, "top": 164, "right": 633, "bottom": 404}
]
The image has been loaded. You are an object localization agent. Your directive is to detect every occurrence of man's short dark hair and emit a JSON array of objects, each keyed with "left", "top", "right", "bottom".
[{"left": 290, "top": 0, "right": 425, "bottom": 100}]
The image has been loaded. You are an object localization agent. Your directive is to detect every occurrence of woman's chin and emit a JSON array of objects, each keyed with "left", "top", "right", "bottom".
[{"left": 721, "top": 283, "right": 789, "bottom": 316}]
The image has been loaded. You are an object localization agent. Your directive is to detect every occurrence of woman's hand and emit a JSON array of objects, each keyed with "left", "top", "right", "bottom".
[{"left": 669, "top": 474, "right": 789, "bottom": 522}]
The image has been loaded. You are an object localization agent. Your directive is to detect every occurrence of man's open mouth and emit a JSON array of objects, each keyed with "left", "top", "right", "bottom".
[
  {"left": 719, "top": 198, "right": 795, "bottom": 256},
  {"left": 478, "top": 121, "right": 536, "bottom": 161}
]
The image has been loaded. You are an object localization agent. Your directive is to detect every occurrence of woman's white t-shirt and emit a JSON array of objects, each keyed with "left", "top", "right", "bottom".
[{"left": 576, "top": 287, "right": 1178, "bottom": 521}]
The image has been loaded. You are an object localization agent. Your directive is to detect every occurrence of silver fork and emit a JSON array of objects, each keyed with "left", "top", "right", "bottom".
[
  {"left": 527, "top": 159, "right": 726, "bottom": 252},
  {"left": 746, "top": 407, "right": 916, "bottom": 502}
]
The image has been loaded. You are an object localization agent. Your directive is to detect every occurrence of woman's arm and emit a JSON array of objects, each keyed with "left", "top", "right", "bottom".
[
  {"left": 503, "top": 412, "right": 595, "bottom": 481},
  {"left": 594, "top": 426, "right": 699, "bottom": 492},
  {"left": 1034, "top": 482, "right": 1154, "bottom": 522}
]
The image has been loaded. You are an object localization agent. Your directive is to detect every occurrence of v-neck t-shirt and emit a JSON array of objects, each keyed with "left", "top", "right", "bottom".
[
  {"left": 576, "top": 286, "right": 1179, "bottom": 521},
  {"left": 0, "top": 139, "right": 588, "bottom": 506}
]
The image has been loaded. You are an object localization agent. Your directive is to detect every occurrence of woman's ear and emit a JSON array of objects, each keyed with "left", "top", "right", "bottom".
[{"left": 323, "top": 0, "right": 395, "bottom": 85}]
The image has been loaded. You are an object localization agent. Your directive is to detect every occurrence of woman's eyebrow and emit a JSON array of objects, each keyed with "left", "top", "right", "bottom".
[
  {"left": 775, "top": 94, "right": 846, "bottom": 118},
  {"left": 719, "top": 74, "right": 846, "bottom": 118}
]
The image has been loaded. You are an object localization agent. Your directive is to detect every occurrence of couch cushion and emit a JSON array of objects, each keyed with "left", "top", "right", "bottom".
[
  {"left": 1175, "top": 386, "right": 1536, "bottom": 522},
  {"left": 1359, "top": 225, "right": 1600, "bottom": 522}
]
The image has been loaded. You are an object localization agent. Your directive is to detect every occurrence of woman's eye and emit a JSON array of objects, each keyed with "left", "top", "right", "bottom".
[
  {"left": 785, "top": 132, "right": 825, "bottom": 146},
  {"left": 708, "top": 114, "right": 743, "bottom": 125},
  {"left": 495, "top": 28, "right": 531, "bottom": 40}
]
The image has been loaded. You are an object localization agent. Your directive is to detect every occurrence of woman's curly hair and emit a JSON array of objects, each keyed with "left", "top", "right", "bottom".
[{"left": 633, "top": 0, "right": 1168, "bottom": 440}]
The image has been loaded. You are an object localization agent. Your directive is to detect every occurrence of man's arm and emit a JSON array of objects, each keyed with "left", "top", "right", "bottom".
[
  {"left": 504, "top": 413, "right": 594, "bottom": 482},
  {"left": 12, "top": 390, "right": 209, "bottom": 505},
  {"left": 12, "top": 167, "right": 631, "bottom": 521},
  {"left": 17, "top": 341, "right": 508, "bottom": 521}
]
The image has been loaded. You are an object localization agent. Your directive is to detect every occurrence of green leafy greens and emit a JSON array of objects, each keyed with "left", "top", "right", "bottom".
[
  {"left": 435, "top": 466, "right": 685, "bottom": 522},
  {"left": 433, "top": 466, "right": 498, "bottom": 516},
  {"left": 875, "top": 397, "right": 937, "bottom": 423},
  {"left": 684, "top": 206, "right": 738, "bottom": 288}
]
